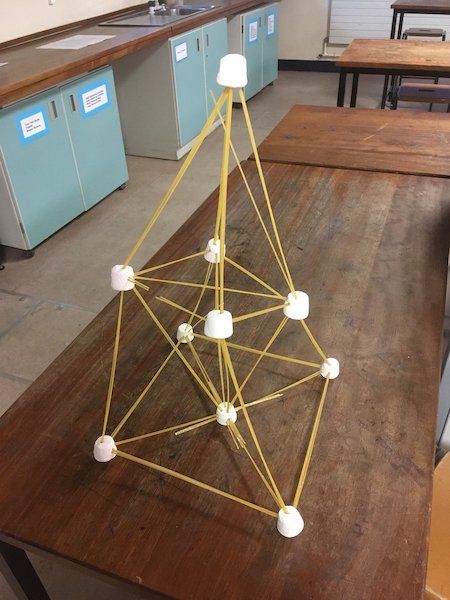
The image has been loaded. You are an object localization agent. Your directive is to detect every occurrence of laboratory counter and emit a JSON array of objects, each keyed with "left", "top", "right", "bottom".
[{"left": 0, "top": 0, "right": 270, "bottom": 107}]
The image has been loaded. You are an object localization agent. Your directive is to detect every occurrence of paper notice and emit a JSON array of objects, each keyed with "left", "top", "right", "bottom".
[
  {"left": 37, "top": 34, "right": 115, "bottom": 50},
  {"left": 249, "top": 21, "right": 258, "bottom": 43},
  {"left": 81, "top": 83, "right": 109, "bottom": 114}
]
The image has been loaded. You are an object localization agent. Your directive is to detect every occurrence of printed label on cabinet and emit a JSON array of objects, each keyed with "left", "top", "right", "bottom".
[
  {"left": 80, "top": 82, "right": 110, "bottom": 117},
  {"left": 248, "top": 20, "right": 258, "bottom": 43},
  {"left": 18, "top": 108, "right": 48, "bottom": 143},
  {"left": 175, "top": 42, "right": 188, "bottom": 62},
  {"left": 267, "top": 13, "right": 275, "bottom": 36}
]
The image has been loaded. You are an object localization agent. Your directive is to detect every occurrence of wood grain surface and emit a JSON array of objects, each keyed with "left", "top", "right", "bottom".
[
  {"left": 0, "top": 0, "right": 268, "bottom": 107},
  {"left": 254, "top": 104, "right": 450, "bottom": 177},
  {"left": 337, "top": 38, "right": 450, "bottom": 71},
  {"left": 0, "top": 161, "right": 448, "bottom": 599}
]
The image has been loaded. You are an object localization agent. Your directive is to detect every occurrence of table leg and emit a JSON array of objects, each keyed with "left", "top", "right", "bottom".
[
  {"left": 350, "top": 73, "right": 359, "bottom": 108},
  {"left": 390, "top": 10, "right": 398, "bottom": 39},
  {"left": 381, "top": 75, "right": 390, "bottom": 109},
  {"left": 337, "top": 71, "right": 347, "bottom": 107},
  {"left": 0, "top": 541, "right": 50, "bottom": 600},
  {"left": 397, "top": 12, "right": 404, "bottom": 39}
]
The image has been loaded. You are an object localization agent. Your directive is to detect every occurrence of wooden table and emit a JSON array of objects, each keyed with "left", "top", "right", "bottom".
[
  {"left": 0, "top": 0, "right": 267, "bottom": 107},
  {"left": 390, "top": 0, "right": 450, "bottom": 39},
  {"left": 336, "top": 39, "right": 450, "bottom": 108},
  {"left": 0, "top": 159, "right": 448, "bottom": 599},
  {"left": 254, "top": 104, "right": 450, "bottom": 177}
]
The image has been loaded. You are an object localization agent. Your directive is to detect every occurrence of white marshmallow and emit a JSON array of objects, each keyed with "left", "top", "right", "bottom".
[
  {"left": 216, "top": 402, "right": 237, "bottom": 426},
  {"left": 321, "top": 358, "right": 340, "bottom": 380},
  {"left": 204, "top": 238, "right": 224, "bottom": 264},
  {"left": 277, "top": 506, "right": 304, "bottom": 538},
  {"left": 204, "top": 309, "right": 233, "bottom": 339},
  {"left": 176, "top": 323, "right": 194, "bottom": 343},
  {"left": 111, "top": 265, "right": 135, "bottom": 291},
  {"left": 216, "top": 54, "right": 248, "bottom": 89},
  {"left": 93, "top": 435, "right": 116, "bottom": 462},
  {"left": 283, "top": 291, "right": 309, "bottom": 320}
]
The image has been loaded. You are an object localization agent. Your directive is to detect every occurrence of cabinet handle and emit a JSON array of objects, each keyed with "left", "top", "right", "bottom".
[
  {"left": 69, "top": 94, "right": 77, "bottom": 112},
  {"left": 259, "top": 16, "right": 262, "bottom": 26},
  {"left": 206, "top": 33, "right": 209, "bottom": 47},
  {"left": 49, "top": 100, "right": 58, "bottom": 119},
  {"left": 196, "top": 37, "right": 200, "bottom": 51}
]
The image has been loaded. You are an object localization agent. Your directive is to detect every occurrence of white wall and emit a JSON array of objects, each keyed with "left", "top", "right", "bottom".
[
  {"left": 0, "top": 0, "right": 146, "bottom": 44},
  {"left": 279, "top": 0, "right": 330, "bottom": 60}
]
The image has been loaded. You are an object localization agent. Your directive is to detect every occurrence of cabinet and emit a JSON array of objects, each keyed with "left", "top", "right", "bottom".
[
  {"left": 0, "top": 66, "right": 128, "bottom": 250},
  {"left": 229, "top": 3, "right": 279, "bottom": 102},
  {"left": 113, "top": 18, "right": 228, "bottom": 160},
  {"left": 61, "top": 68, "right": 128, "bottom": 210}
]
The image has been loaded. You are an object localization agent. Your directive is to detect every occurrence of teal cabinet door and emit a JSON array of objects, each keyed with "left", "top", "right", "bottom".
[
  {"left": 61, "top": 67, "right": 128, "bottom": 210},
  {"left": 262, "top": 4, "right": 279, "bottom": 88},
  {"left": 243, "top": 9, "right": 263, "bottom": 100},
  {"left": 202, "top": 19, "right": 228, "bottom": 116},
  {"left": 0, "top": 89, "right": 84, "bottom": 248},
  {"left": 171, "top": 29, "right": 207, "bottom": 147}
]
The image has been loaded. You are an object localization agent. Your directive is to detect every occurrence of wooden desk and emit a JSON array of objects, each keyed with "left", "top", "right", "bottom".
[
  {"left": 336, "top": 39, "right": 450, "bottom": 108},
  {"left": 390, "top": 0, "right": 450, "bottom": 39},
  {"left": 0, "top": 0, "right": 267, "bottom": 107},
  {"left": 0, "top": 161, "right": 448, "bottom": 599},
  {"left": 254, "top": 104, "right": 450, "bottom": 177}
]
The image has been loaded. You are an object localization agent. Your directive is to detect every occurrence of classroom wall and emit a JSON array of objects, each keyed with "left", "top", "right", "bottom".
[
  {"left": 0, "top": 0, "right": 146, "bottom": 44},
  {"left": 279, "top": 0, "right": 330, "bottom": 60}
]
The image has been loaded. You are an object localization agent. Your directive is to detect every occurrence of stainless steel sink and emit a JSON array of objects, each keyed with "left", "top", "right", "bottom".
[{"left": 99, "top": 4, "right": 218, "bottom": 27}]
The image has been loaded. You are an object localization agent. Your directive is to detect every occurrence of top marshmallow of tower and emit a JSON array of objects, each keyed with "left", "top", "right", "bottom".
[{"left": 216, "top": 54, "right": 248, "bottom": 89}]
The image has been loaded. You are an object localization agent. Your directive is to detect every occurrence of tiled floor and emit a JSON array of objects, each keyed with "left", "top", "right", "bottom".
[{"left": 0, "top": 70, "right": 444, "bottom": 599}]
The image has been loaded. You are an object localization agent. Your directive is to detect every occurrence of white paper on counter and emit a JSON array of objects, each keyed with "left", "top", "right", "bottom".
[
  {"left": 37, "top": 34, "right": 115, "bottom": 50},
  {"left": 0, "top": 62, "right": 8, "bottom": 67}
]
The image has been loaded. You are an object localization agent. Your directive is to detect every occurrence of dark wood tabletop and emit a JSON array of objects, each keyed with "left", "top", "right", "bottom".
[
  {"left": 391, "top": 0, "right": 450, "bottom": 12},
  {"left": 255, "top": 104, "right": 450, "bottom": 177},
  {"left": 337, "top": 38, "right": 450, "bottom": 71},
  {"left": 0, "top": 0, "right": 267, "bottom": 107},
  {"left": 0, "top": 159, "right": 448, "bottom": 599}
]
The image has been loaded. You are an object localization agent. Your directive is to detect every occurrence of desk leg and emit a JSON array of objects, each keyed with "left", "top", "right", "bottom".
[
  {"left": 350, "top": 73, "right": 359, "bottom": 108},
  {"left": 337, "top": 71, "right": 347, "bottom": 107},
  {"left": 0, "top": 541, "right": 50, "bottom": 600},
  {"left": 397, "top": 12, "right": 404, "bottom": 39},
  {"left": 390, "top": 10, "right": 397, "bottom": 39},
  {"left": 381, "top": 75, "right": 390, "bottom": 109}
]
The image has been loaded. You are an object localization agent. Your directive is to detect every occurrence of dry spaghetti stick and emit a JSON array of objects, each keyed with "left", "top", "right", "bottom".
[
  {"left": 239, "top": 89, "right": 296, "bottom": 295},
  {"left": 229, "top": 318, "right": 287, "bottom": 406},
  {"left": 187, "top": 341, "right": 221, "bottom": 407},
  {"left": 114, "top": 448, "right": 277, "bottom": 518},
  {"left": 135, "top": 252, "right": 204, "bottom": 276},
  {"left": 123, "top": 91, "right": 227, "bottom": 268},
  {"left": 189, "top": 262, "right": 213, "bottom": 327},
  {"left": 210, "top": 90, "right": 291, "bottom": 290},
  {"left": 117, "top": 414, "right": 216, "bottom": 445},
  {"left": 101, "top": 291, "right": 124, "bottom": 441},
  {"left": 194, "top": 334, "right": 321, "bottom": 369},
  {"left": 175, "top": 416, "right": 217, "bottom": 436},
  {"left": 134, "top": 288, "right": 220, "bottom": 408},
  {"left": 134, "top": 276, "right": 280, "bottom": 300},
  {"left": 232, "top": 304, "right": 286, "bottom": 324},
  {"left": 112, "top": 342, "right": 180, "bottom": 438},
  {"left": 219, "top": 90, "right": 233, "bottom": 312},
  {"left": 224, "top": 256, "right": 283, "bottom": 299},
  {"left": 221, "top": 341, "right": 287, "bottom": 512},
  {"left": 292, "top": 375, "right": 330, "bottom": 508},
  {"left": 156, "top": 296, "right": 205, "bottom": 322},
  {"left": 300, "top": 319, "right": 329, "bottom": 364}
]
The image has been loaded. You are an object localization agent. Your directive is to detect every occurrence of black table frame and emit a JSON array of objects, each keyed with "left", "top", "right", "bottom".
[
  {"left": 337, "top": 67, "right": 450, "bottom": 108},
  {"left": 381, "top": 4, "right": 450, "bottom": 107}
]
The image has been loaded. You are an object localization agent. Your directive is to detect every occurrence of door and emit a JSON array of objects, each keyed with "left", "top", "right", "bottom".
[
  {"left": 202, "top": 19, "right": 228, "bottom": 116},
  {"left": 171, "top": 28, "right": 207, "bottom": 147},
  {"left": 0, "top": 89, "right": 84, "bottom": 248},
  {"left": 243, "top": 8, "right": 263, "bottom": 100},
  {"left": 61, "top": 67, "right": 128, "bottom": 210},
  {"left": 262, "top": 4, "right": 279, "bottom": 88}
]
